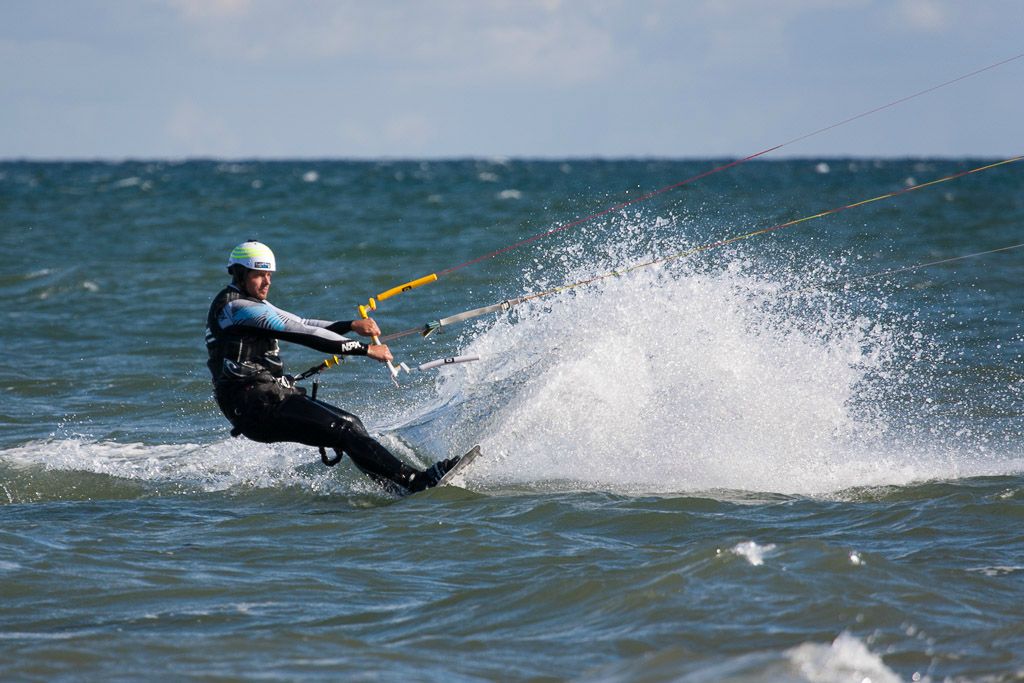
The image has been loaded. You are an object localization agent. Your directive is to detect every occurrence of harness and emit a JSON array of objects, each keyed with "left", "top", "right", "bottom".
[{"left": 205, "top": 285, "right": 283, "bottom": 382}]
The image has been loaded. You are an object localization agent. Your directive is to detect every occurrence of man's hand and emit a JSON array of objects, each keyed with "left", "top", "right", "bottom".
[
  {"left": 366, "top": 343, "right": 393, "bottom": 363},
  {"left": 350, "top": 318, "right": 381, "bottom": 338}
]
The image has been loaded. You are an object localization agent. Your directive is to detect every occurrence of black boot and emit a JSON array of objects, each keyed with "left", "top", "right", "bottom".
[{"left": 406, "top": 456, "right": 461, "bottom": 493}]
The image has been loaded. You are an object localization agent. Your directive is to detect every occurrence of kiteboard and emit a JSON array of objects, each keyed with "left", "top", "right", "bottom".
[{"left": 436, "top": 444, "right": 483, "bottom": 488}]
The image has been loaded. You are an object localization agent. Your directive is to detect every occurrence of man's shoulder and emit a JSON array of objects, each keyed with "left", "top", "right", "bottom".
[
  {"left": 210, "top": 284, "right": 245, "bottom": 306},
  {"left": 208, "top": 285, "right": 244, "bottom": 324}
]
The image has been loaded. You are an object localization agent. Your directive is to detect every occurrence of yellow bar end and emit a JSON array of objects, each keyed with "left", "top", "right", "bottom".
[{"left": 377, "top": 273, "right": 438, "bottom": 301}]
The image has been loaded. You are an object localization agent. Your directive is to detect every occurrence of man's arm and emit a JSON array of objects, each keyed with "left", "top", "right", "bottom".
[
  {"left": 304, "top": 318, "right": 381, "bottom": 338},
  {"left": 218, "top": 299, "right": 369, "bottom": 356}
]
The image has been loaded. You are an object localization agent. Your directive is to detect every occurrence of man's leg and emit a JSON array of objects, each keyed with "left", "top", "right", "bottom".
[
  {"left": 263, "top": 394, "right": 422, "bottom": 491},
  {"left": 226, "top": 386, "right": 460, "bottom": 493}
]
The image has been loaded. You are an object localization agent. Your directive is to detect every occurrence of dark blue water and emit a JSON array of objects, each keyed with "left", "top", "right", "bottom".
[{"left": 2, "top": 159, "right": 1023, "bottom": 681}]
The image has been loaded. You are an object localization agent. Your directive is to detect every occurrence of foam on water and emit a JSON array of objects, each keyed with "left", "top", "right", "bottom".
[
  {"left": 587, "top": 632, "right": 901, "bottom": 682},
  {"left": 786, "top": 633, "right": 902, "bottom": 683},
  {"left": 730, "top": 541, "right": 776, "bottom": 566},
  {"left": 0, "top": 437, "right": 402, "bottom": 502}
]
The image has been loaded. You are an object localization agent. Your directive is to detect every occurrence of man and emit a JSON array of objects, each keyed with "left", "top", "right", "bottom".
[{"left": 205, "top": 240, "right": 458, "bottom": 494}]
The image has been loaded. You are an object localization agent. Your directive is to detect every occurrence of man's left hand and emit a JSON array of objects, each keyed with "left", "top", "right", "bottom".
[{"left": 351, "top": 318, "right": 381, "bottom": 337}]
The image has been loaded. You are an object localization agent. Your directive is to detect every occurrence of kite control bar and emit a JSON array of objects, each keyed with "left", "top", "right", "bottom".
[
  {"left": 357, "top": 298, "right": 408, "bottom": 384},
  {"left": 357, "top": 272, "right": 439, "bottom": 385},
  {"left": 376, "top": 273, "right": 438, "bottom": 302}
]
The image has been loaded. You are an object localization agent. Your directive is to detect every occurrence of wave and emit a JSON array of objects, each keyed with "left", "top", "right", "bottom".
[
  {"left": 0, "top": 437, "right": 422, "bottom": 504},
  {"left": 586, "top": 632, "right": 901, "bottom": 682}
]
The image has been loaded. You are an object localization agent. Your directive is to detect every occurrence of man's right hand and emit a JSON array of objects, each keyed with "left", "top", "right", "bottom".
[
  {"left": 366, "top": 344, "right": 393, "bottom": 363},
  {"left": 350, "top": 317, "right": 381, "bottom": 338}
]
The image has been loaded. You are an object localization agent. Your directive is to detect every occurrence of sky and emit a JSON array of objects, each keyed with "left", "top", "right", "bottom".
[{"left": 1, "top": 0, "right": 1022, "bottom": 159}]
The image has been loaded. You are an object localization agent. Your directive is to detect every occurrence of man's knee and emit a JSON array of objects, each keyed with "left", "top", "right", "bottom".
[{"left": 330, "top": 411, "right": 369, "bottom": 439}]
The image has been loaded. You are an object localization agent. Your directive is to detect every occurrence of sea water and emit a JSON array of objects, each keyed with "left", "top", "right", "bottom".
[{"left": 1, "top": 159, "right": 1022, "bottom": 681}]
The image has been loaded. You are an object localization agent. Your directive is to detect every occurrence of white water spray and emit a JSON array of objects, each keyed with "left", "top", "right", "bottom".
[{"left": 398, "top": 216, "right": 1023, "bottom": 495}]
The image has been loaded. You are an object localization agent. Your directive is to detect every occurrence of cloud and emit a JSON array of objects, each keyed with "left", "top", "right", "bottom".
[
  {"left": 893, "top": 0, "right": 950, "bottom": 32},
  {"left": 166, "top": 100, "right": 239, "bottom": 156},
  {"left": 168, "top": 0, "right": 252, "bottom": 21},
  {"left": 382, "top": 114, "right": 433, "bottom": 149},
  {"left": 335, "top": 112, "right": 436, "bottom": 156},
  {"left": 162, "top": 1, "right": 618, "bottom": 86},
  {"left": 6, "top": 0, "right": 1020, "bottom": 157},
  {"left": 694, "top": 0, "right": 873, "bottom": 65},
  {"left": 465, "top": 19, "right": 614, "bottom": 86}
]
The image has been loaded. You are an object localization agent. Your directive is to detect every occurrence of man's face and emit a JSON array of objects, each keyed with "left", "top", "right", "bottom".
[{"left": 243, "top": 269, "right": 272, "bottom": 300}]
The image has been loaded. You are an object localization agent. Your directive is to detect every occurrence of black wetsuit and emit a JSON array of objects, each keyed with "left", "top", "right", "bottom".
[{"left": 205, "top": 283, "right": 423, "bottom": 491}]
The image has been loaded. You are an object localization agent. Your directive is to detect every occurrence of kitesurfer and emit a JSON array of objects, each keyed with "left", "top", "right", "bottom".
[{"left": 205, "top": 240, "right": 458, "bottom": 493}]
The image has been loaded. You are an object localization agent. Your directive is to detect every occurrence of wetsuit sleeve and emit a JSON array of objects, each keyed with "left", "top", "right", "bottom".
[
  {"left": 217, "top": 299, "right": 369, "bottom": 356},
  {"left": 303, "top": 318, "right": 355, "bottom": 335}
]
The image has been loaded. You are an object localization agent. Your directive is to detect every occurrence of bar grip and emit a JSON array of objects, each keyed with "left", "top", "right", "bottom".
[{"left": 377, "top": 273, "right": 438, "bottom": 301}]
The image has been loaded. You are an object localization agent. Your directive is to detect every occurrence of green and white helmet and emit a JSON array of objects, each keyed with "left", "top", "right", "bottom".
[{"left": 228, "top": 240, "right": 276, "bottom": 272}]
